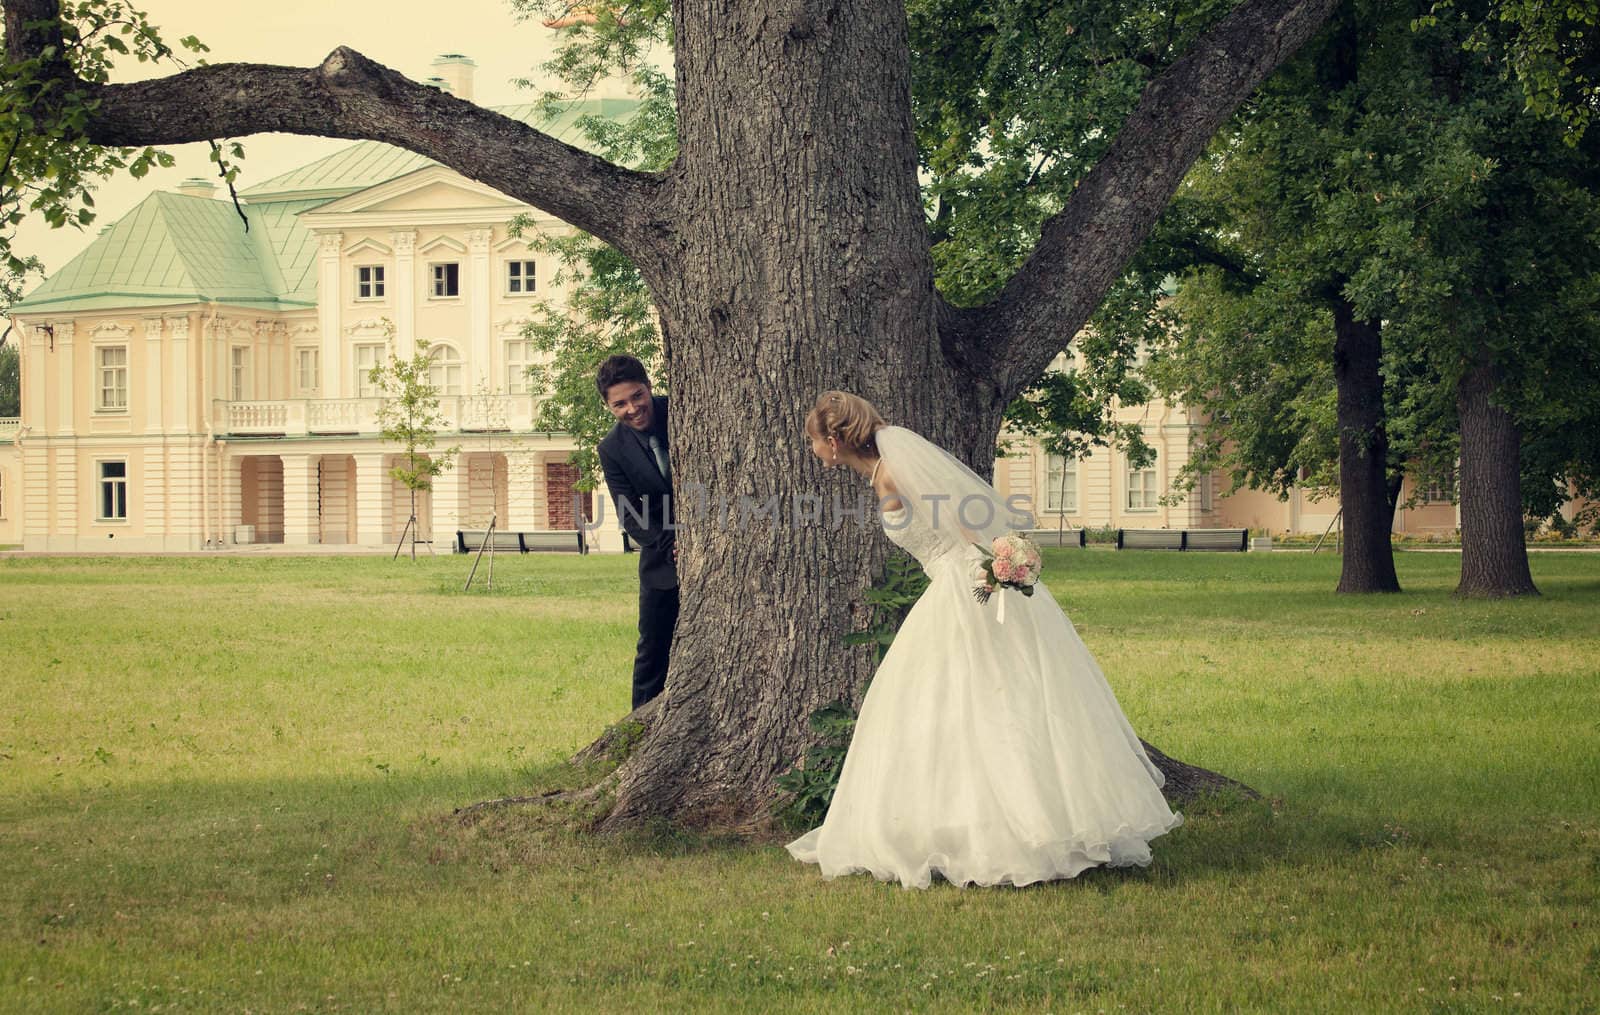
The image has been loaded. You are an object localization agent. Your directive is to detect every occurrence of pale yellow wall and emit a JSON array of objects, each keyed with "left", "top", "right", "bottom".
[{"left": 0, "top": 444, "right": 20, "bottom": 545}]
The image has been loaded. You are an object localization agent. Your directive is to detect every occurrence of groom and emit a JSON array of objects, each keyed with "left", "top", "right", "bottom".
[{"left": 596, "top": 355, "right": 678, "bottom": 709}]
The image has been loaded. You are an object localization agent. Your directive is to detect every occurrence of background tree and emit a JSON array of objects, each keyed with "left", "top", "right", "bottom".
[
  {"left": 370, "top": 336, "right": 459, "bottom": 561},
  {"left": 1124, "top": 0, "right": 1600, "bottom": 596},
  {"left": 3, "top": 0, "right": 1342, "bottom": 829},
  {"left": 0, "top": 249, "right": 39, "bottom": 415},
  {"left": 0, "top": 341, "right": 17, "bottom": 416}
]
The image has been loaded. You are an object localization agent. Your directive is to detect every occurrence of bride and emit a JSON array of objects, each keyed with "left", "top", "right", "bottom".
[{"left": 786, "top": 391, "right": 1181, "bottom": 889}]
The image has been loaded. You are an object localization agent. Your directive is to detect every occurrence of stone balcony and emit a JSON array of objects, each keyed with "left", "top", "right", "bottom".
[
  {"left": 0, "top": 417, "right": 18, "bottom": 443},
  {"left": 214, "top": 394, "right": 543, "bottom": 438}
]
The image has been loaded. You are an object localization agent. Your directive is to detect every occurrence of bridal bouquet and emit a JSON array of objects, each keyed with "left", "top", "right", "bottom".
[{"left": 971, "top": 533, "right": 1043, "bottom": 618}]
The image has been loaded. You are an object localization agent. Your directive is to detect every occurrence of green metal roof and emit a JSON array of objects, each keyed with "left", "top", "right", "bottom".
[
  {"left": 12, "top": 191, "right": 309, "bottom": 313},
  {"left": 15, "top": 98, "right": 641, "bottom": 316}
]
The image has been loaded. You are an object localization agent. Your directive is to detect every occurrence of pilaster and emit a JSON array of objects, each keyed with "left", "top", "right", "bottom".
[
  {"left": 143, "top": 316, "right": 165, "bottom": 434},
  {"left": 392, "top": 230, "right": 417, "bottom": 360},
  {"left": 467, "top": 228, "right": 493, "bottom": 390},
  {"left": 317, "top": 233, "right": 344, "bottom": 397},
  {"left": 54, "top": 321, "right": 75, "bottom": 437},
  {"left": 167, "top": 315, "right": 192, "bottom": 433}
]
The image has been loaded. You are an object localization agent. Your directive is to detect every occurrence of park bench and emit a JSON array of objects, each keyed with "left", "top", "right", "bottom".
[
  {"left": 1184, "top": 528, "right": 1250, "bottom": 552},
  {"left": 1021, "top": 527, "right": 1087, "bottom": 548},
  {"left": 1116, "top": 527, "right": 1248, "bottom": 552},
  {"left": 454, "top": 529, "right": 588, "bottom": 554}
]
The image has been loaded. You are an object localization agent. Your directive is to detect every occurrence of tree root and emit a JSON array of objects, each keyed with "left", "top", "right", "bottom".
[{"left": 1141, "top": 739, "right": 1258, "bottom": 804}]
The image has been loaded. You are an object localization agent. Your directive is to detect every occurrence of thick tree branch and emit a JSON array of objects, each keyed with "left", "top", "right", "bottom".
[
  {"left": 4, "top": 0, "right": 664, "bottom": 260},
  {"left": 959, "top": 0, "right": 1341, "bottom": 399}
]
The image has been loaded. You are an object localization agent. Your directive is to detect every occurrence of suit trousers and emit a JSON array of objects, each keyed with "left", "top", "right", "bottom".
[{"left": 633, "top": 583, "right": 680, "bottom": 709}]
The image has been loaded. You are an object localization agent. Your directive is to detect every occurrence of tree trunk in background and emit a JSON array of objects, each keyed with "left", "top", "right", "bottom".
[
  {"left": 1455, "top": 355, "right": 1538, "bottom": 597},
  {"left": 1331, "top": 297, "right": 1401, "bottom": 593}
]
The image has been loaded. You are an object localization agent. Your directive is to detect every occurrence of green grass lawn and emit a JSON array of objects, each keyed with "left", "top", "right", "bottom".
[{"left": 2, "top": 550, "right": 1597, "bottom": 1012}]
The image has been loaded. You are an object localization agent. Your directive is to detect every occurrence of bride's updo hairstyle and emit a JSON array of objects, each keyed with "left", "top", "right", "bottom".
[{"left": 807, "top": 391, "right": 887, "bottom": 456}]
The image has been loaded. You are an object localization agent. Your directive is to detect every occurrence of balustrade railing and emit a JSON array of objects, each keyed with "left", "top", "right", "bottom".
[{"left": 214, "top": 395, "right": 540, "bottom": 437}]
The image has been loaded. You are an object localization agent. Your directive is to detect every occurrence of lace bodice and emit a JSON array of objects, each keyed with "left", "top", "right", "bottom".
[{"left": 882, "top": 506, "right": 966, "bottom": 573}]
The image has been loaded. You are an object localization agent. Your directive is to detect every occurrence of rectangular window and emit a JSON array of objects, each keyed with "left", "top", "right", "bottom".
[
  {"left": 296, "top": 347, "right": 320, "bottom": 393},
  {"left": 504, "top": 339, "right": 532, "bottom": 394},
  {"left": 96, "top": 345, "right": 128, "bottom": 411},
  {"left": 1126, "top": 454, "right": 1159, "bottom": 511},
  {"left": 505, "top": 260, "right": 537, "bottom": 295},
  {"left": 1199, "top": 470, "right": 1215, "bottom": 513},
  {"left": 356, "top": 265, "right": 386, "bottom": 300},
  {"left": 354, "top": 343, "right": 384, "bottom": 398},
  {"left": 431, "top": 262, "right": 460, "bottom": 298},
  {"left": 1424, "top": 474, "right": 1456, "bottom": 504},
  {"left": 1044, "top": 454, "right": 1077, "bottom": 513},
  {"left": 98, "top": 460, "right": 128, "bottom": 520},
  {"left": 230, "top": 347, "right": 250, "bottom": 402}
]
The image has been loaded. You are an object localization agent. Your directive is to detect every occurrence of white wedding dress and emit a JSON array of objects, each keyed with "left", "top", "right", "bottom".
[{"left": 787, "top": 427, "right": 1181, "bottom": 889}]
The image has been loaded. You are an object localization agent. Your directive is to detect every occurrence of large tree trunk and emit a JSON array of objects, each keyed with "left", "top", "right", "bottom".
[
  {"left": 606, "top": 1, "right": 998, "bottom": 830},
  {"left": 1331, "top": 296, "right": 1401, "bottom": 594},
  {"left": 1456, "top": 354, "right": 1538, "bottom": 597}
]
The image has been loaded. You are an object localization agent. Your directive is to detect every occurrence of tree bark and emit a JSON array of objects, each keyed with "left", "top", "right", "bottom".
[
  {"left": 1456, "top": 353, "right": 1538, "bottom": 597},
  {"left": 1330, "top": 296, "right": 1401, "bottom": 594},
  {"left": 8, "top": 0, "right": 1342, "bottom": 830}
]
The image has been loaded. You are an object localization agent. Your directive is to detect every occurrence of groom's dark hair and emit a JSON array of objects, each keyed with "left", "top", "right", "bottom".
[{"left": 596, "top": 354, "right": 652, "bottom": 400}]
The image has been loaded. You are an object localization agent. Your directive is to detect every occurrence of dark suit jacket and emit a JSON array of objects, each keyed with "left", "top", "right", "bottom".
[{"left": 598, "top": 395, "right": 678, "bottom": 590}]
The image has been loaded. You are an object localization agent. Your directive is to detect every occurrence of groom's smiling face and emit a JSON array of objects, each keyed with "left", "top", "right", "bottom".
[{"left": 604, "top": 380, "right": 655, "bottom": 432}]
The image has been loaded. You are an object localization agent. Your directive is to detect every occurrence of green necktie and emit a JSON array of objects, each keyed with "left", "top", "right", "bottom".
[{"left": 648, "top": 433, "right": 670, "bottom": 481}]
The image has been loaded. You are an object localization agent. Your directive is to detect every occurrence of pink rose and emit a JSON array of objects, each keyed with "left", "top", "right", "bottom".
[
  {"left": 994, "top": 559, "right": 1014, "bottom": 582},
  {"left": 994, "top": 540, "right": 1015, "bottom": 559}
]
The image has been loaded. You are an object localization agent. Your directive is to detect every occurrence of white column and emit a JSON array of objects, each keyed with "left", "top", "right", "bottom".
[
  {"left": 142, "top": 316, "right": 165, "bottom": 435},
  {"left": 282, "top": 453, "right": 320, "bottom": 545},
  {"left": 264, "top": 321, "right": 286, "bottom": 401},
  {"left": 354, "top": 451, "right": 389, "bottom": 546},
  {"left": 204, "top": 316, "right": 226, "bottom": 408},
  {"left": 143, "top": 443, "right": 167, "bottom": 542},
  {"left": 220, "top": 448, "right": 242, "bottom": 540},
  {"left": 167, "top": 315, "right": 192, "bottom": 434},
  {"left": 586, "top": 471, "right": 626, "bottom": 553},
  {"left": 466, "top": 228, "right": 493, "bottom": 391},
  {"left": 54, "top": 321, "right": 75, "bottom": 436},
  {"left": 54, "top": 444, "right": 77, "bottom": 547},
  {"left": 392, "top": 230, "right": 417, "bottom": 360},
  {"left": 21, "top": 439, "right": 50, "bottom": 550},
  {"left": 430, "top": 464, "right": 463, "bottom": 547},
  {"left": 316, "top": 232, "right": 344, "bottom": 397},
  {"left": 504, "top": 449, "right": 540, "bottom": 530}
]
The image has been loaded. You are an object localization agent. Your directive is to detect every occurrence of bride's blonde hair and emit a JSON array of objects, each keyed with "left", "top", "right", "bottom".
[{"left": 807, "top": 391, "right": 887, "bottom": 455}]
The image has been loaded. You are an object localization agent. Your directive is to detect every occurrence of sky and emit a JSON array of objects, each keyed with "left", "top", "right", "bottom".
[{"left": 14, "top": 0, "right": 587, "bottom": 276}]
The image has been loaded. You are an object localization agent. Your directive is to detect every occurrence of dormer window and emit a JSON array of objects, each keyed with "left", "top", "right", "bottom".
[
  {"left": 431, "top": 263, "right": 460, "bottom": 298},
  {"left": 356, "top": 265, "right": 386, "bottom": 300}
]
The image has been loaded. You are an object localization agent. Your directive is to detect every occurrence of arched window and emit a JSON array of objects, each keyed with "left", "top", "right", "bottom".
[{"left": 428, "top": 343, "right": 464, "bottom": 396}]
